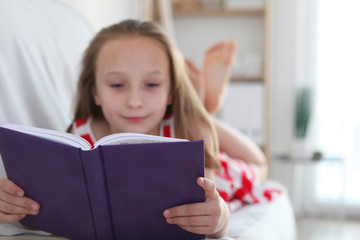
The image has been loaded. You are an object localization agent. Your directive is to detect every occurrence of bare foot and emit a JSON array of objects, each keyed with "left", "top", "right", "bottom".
[
  {"left": 185, "top": 58, "right": 205, "bottom": 104},
  {"left": 203, "top": 41, "right": 237, "bottom": 114}
]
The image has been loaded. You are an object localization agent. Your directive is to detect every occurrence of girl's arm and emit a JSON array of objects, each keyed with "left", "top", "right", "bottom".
[
  {"left": 213, "top": 117, "right": 268, "bottom": 182},
  {"left": 0, "top": 176, "right": 40, "bottom": 223}
]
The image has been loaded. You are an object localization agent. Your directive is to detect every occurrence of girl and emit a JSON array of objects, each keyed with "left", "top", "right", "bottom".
[
  {"left": 0, "top": 19, "right": 230, "bottom": 238},
  {"left": 0, "top": 19, "right": 274, "bottom": 237}
]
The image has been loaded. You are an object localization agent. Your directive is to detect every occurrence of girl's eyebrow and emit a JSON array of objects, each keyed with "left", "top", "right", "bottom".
[
  {"left": 147, "top": 70, "right": 164, "bottom": 75},
  {"left": 102, "top": 71, "right": 126, "bottom": 79},
  {"left": 106, "top": 70, "right": 163, "bottom": 75},
  {"left": 103, "top": 70, "right": 166, "bottom": 79},
  {"left": 106, "top": 71, "right": 125, "bottom": 76}
]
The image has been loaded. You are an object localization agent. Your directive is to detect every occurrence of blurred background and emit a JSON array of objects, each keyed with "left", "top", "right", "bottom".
[
  {"left": 3, "top": 0, "right": 360, "bottom": 239},
  {"left": 66, "top": 0, "right": 360, "bottom": 239}
]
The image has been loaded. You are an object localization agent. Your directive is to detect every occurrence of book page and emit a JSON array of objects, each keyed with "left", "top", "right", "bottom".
[
  {"left": 94, "top": 133, "right": 187, "bottom": 147},
  {"left": 2, "top": 124, "right": 91, "bottom": 150}
]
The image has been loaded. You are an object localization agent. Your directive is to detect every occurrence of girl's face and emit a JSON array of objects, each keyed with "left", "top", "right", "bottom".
[{"left": 93, "top": 36, "right": 172, "bottom": 135}]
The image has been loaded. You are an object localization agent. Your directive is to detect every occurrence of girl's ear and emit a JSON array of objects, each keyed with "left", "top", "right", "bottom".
[{"left": 92, "top": 86, "right": 101, "bottom": 106}]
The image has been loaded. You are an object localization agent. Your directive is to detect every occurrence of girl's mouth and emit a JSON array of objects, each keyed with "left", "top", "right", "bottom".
[{"left": 123, "top": 116, "right": 147, "bottom": 123}]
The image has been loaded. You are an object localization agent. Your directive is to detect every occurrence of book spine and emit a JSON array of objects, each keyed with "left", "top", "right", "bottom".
[{"left": 80, "top": 149, "right": 115, "bottom": 240}]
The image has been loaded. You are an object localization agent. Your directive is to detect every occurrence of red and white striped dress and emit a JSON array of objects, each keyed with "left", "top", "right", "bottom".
[{"left": 73, "top": 116, "right": 281, "bottom": 211}]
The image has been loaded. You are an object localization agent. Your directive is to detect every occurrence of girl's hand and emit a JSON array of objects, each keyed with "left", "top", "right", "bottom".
[
  {"left": 0, "top": 176, "right": 40, "bottom": 223},
  {"left": 163, "top": 177, "right": 229, "bottom": 238}
]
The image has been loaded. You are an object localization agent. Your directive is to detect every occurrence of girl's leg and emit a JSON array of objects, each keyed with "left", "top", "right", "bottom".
[
  {"left": 203, "top": 41, "right": 237, "bottom": 114},
  {"left": 185, "top": 58, "right": 205, "bottom": 104}
]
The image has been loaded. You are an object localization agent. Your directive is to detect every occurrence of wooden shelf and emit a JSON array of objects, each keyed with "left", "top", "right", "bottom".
[
  {"left": 169, "top": 0, "right": 273, "bottom": 160},
  {"left": 231, "top": 75, "right": 264, "bottom": 82},
  {"left": 173, "top": 8, "right": 265, "bottom": 16}
]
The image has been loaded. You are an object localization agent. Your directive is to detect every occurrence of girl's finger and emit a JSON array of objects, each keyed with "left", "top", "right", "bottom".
[
  {"left": 163, "top": 201, "right": 211, "bottom": 219},
  {"left": 0, "top": 199, "right": 37, "bottom": 215},
  {"left": 0, "top": 211, "right": 26, "bottom": 223},
  {"left": 196, "top": 177, "right": 219, "bottom": 200},
  {"left": 0, "top": 177, "right": 24, "bottom": 197},
  {"left": 0, "top": 189, "right": 39, "bottom": 213},
  {"left": 0, "top": 177, "right": 40, "bottom": 212},
  {"left": 166, "top": 215, "right": 212, "bottom": 227}
]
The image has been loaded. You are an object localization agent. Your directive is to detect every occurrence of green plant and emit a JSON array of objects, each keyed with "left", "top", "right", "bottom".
[{"left": 295, "top": 87, "right": 312, "bottom": 138}]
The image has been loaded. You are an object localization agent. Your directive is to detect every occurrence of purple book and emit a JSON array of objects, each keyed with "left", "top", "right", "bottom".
[{"left": 0, "top": 124, "right": 205, "bottom": 240}]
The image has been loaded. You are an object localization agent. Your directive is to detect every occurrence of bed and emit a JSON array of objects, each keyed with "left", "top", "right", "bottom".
[{"left": 0, "top": 0, "right": 296, "bottom": 239}]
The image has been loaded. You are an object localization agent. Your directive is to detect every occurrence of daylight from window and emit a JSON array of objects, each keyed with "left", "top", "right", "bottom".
[{"left": 314, "top": 0, "right": 360, "bottom": 205}]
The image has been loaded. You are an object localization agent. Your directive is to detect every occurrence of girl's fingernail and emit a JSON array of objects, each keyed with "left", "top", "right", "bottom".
[
  {"left": 17, "top": 191, "right": 23, "bottom": 197},
  {"left": 199, "top": 177, "right": 204, "bottom": 184},
  {"left": 163, "top": 210, "right": 170, "bottom": 217},
  {"left": 31, "top": 204, "right": 38, "bottom": 210}
]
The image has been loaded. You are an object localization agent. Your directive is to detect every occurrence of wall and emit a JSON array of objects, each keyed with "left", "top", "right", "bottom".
[
  {"left": 61, "top": 0, "right": 134, "bottom": 31},
  {"left": 271, "top": 0, "right": 296, "bottom": 157},
  {"left": 174, "top": 16, "right": 263, "bottom": 69},
  {"left": 272, "top": 0, "right": 312, "bottom": 158},
  {"left": 271, "top": 0, "right": 313, "bottom": 215}
]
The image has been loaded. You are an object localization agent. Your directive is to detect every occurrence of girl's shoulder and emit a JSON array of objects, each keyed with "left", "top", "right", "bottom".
[
  {"left": 73, "top": 117, "right": 92, "bottom": 133},
  {"left": 159, "top": 114, "right": 175, "bottom": 138},
  {"left": 72, "top": 117, "right": 96, "bottom": 147}
]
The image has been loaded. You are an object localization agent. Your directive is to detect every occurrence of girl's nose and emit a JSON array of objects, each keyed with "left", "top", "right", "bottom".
[{"left": 126, "top": 90, "right": 143, "bottom": 109}]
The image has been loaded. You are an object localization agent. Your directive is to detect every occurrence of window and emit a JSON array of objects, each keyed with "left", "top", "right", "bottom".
[{"left": 306, "top": 0, "right": 360, "bottom": 214}]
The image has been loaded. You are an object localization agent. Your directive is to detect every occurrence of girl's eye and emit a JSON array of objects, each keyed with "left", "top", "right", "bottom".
[
  {"left": 110, "top": 83, "right": 124, "bottom": 88},
  {"left": 147, "top": 83, "right": 159, "bottom": 87}
]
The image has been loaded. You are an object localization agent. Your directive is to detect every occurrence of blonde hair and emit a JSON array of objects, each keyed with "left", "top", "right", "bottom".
[{"left": 72, "top": 19, "right": 219, "bottom": 168}]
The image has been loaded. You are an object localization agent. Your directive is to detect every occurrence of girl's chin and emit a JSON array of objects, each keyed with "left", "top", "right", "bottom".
[
  {"left": 115, "top": 128, "right": 148, "bottom": 134},
  {"left": 110, "top": 125, "right": 158, "bottom": 135}
]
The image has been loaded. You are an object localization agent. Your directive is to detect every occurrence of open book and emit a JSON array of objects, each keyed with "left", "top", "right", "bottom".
[{"left": 0, "top": 124, "right": 205, "bottom": 240}]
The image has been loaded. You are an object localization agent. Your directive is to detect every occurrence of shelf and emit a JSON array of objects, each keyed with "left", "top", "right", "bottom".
[
  {"left": 231, "top": 75, "right": 264, "bottom": 82},
  {"left": 170, "top": 0, "right": 273, "bottom": 159},
  {"left": 173, "top": 8, "right": 265, "bottom": 17}
]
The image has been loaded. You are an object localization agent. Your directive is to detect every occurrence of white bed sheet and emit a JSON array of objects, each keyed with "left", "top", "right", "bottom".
[{"left": 226, "top": 181, "right": 297, "bottom": 240}]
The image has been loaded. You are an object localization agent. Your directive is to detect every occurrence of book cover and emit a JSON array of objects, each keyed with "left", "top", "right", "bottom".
[{"left": 0, "top": 125, "right": 205, "bottom": 240}]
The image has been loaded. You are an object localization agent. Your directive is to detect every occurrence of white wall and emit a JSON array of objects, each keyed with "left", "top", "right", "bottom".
[
  {"left": 270, "top": 0, "right": 312, "bottom": 214},
  {"left": 271, "top": 0, "right": 311, "bottom": 158},
  {"left": 174, "top": 16, "right": 264, "bottom": 69},
  {"left": 61, "top": 0, "right": 134, "bottom": 31}
]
